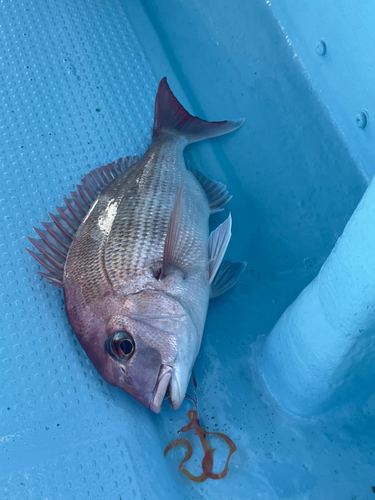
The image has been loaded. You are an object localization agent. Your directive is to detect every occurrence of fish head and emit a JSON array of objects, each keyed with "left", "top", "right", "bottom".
[{"left": 65, "top": 287, "right": 199, "bottom": 413}]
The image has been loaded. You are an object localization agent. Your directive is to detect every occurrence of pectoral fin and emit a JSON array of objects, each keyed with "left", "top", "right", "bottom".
[{"left": 161, "top": 184, "right": 188, "bottom": 277}]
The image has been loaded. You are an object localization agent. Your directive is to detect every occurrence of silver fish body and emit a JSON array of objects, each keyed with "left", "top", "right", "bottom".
[{"left": 28, "top": 78, "right": 245, "bottom": 412}]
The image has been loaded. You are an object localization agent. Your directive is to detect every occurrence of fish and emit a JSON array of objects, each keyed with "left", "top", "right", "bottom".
[{"left": 27, "top": 77, "right": 246, "bottom": 413}]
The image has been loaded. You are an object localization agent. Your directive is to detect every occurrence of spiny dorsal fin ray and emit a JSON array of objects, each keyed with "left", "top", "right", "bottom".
[
  {"left": 27, "top": 155, "right": 138, "bottom": 287},
  {"left": 27, "top": 237, "right": 65, "bottom": 270},
  {"left": 33, "top": 226, "right": 68, "bottom": 260},
  {"left": 208, "top": 215, "right": 232, "bottom": 284},
  {"left": 41, "top": 221, "right": 71, "bottom": 250},
  {"left": 70, "top": 190, "right": 89, "bottom": 214},
  {"left": 26, "top": 248, "right": 64, "bottom": 280},
  {"left": 191, "top": 169, "right": 232, "bottom": 214},
  {"left": 210, "top": 260, "right": 247, "bottom": 299},
  {"left": 38, "top": 272, "right": 65, "bottom": 288}
]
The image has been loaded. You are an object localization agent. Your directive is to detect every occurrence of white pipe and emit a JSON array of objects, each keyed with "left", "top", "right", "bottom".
[{"left": 260, "top": 176, "right": 375, "bottom": 415}]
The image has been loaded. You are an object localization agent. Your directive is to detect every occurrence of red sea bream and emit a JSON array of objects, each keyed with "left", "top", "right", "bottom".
[{"left": 27, "top": 78, "right": 246, "bottom": 413}]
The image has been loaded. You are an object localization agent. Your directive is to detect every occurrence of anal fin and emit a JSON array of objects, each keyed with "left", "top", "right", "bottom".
[
  {"left": 208, "top": 215, "right": 232, "bottom": 283},
  {"left": 191, "top": 169, "right": 232, "bottom": 213},
  {"left": 210, "top": 260, "right": 247, "bottom": 299}
]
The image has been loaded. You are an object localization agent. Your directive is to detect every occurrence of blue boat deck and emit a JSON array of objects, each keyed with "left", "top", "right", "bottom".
[{"left": 1, "top": 0, "right": 374, "bottom": 498}]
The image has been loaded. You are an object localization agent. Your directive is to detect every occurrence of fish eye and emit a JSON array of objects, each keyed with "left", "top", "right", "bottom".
[
  {"left": 109, "top": 332, "right": 135, "bottom": 360},
  {"left": 120, "top": 339, "right": 133, "bottom": 356}
]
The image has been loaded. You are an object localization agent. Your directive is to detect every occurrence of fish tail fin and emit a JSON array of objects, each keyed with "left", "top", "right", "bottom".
[{"left": 153, "top": 77, "right": 245, "bottom": 143}]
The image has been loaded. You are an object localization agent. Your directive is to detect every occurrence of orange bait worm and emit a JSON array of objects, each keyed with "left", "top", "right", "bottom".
[{"left": 164, "top": 409, "right": 237, "bottom": 482}]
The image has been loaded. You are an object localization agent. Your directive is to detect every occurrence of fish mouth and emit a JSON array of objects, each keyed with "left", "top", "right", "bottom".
[{"left": 150, "top": 365, "right": 173, "bottom": 413}]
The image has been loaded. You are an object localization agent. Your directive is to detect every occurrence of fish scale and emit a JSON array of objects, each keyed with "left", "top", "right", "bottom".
[{"left": 104, "top": 137, "right": 199, "bottom": 284}]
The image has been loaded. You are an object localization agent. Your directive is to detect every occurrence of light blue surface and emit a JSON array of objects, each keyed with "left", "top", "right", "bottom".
[
  {"left": 267, "top": 0, "right": 375, "bottom": 180},
  {"left": 1, "top": 0, "right": 374, "bottom": 499},
  {"left": 261, "top": 171, "right": 375, "bottom": 415}
]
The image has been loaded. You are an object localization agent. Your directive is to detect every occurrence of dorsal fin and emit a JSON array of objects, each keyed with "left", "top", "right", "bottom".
[
  {"left": 27, "top": 155, "right": 138, "bottom": 287},
  {"left": 191, "top": 169, "right": 232, "bottom": 213}
]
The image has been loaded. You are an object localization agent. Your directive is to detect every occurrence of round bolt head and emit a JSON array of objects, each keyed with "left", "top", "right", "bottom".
[
  {"left": 356, "top": 111, "right": 368, "bottom": 129},
  {"left": 316, "top": 40, "right": 326, "bottom": 56}
]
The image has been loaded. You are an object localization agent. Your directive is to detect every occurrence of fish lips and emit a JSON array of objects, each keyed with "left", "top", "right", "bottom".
[
  {"left": 116, "top": 336, "right": 173, "bottom": 413},
  {"left": 149, "top": 365, "right": 173, "bottom": 413},
  {"left": 122, "top": 363, "right": 172, "bottom": 413}
]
